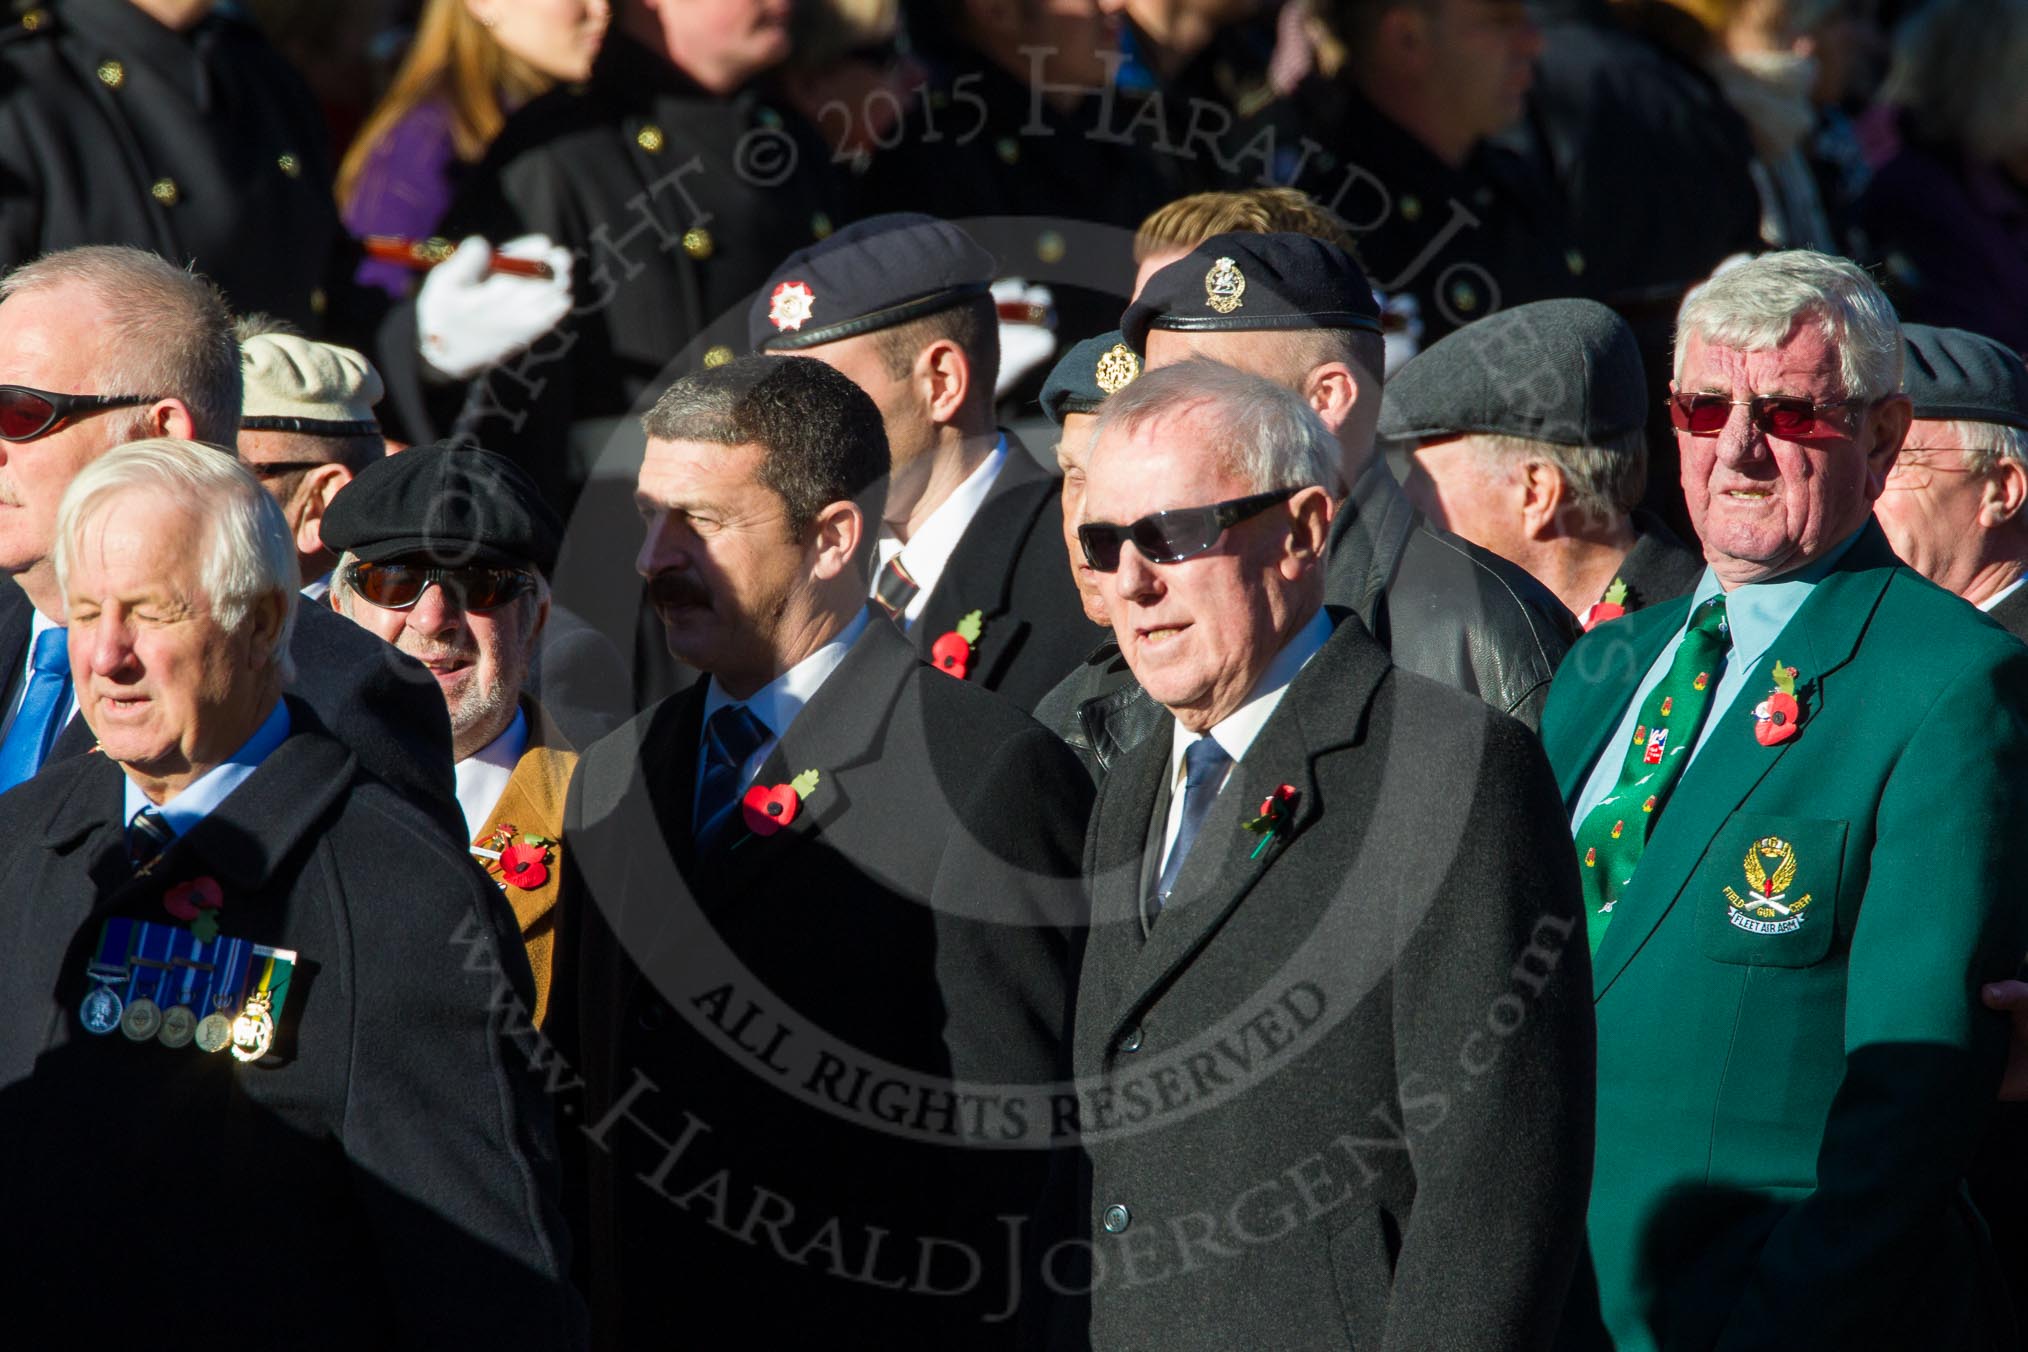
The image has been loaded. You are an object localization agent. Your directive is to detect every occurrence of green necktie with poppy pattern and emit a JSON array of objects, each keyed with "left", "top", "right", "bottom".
[{"left": 1574, "top": 595, "right": 1732, "bottom": 954}]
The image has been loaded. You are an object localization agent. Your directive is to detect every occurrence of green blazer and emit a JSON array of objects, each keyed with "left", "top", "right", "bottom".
[{"left": 1541, "top": 524, "right": 2028, "bottom": 1351}]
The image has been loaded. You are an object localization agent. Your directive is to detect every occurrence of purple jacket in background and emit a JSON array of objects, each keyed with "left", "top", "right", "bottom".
[
  {"left": 342, "top": 96, "right": 463, "bottom": 298},
  {"left": 1859, "top": 115, "right": 2028, "bottom": 355}
]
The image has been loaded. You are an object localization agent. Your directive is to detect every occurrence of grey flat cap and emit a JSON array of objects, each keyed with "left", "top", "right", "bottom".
[
  {"left": 1379, "top": 298, "right": 1647, "bottom": 448},
  {"left": 1903, "top": 324, "right": 2028, "bottom": 432}
]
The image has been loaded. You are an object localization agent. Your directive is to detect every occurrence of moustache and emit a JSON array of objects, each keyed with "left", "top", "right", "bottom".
[
  {"left": 646, "top": 570, "right": 711, "bottom": 611},
  {"left": 0, "top": 474, "right": 20, "bottom": 508}
]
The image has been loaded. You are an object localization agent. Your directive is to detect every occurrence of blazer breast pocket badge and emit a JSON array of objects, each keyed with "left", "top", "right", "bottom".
[
  {"left": 1723, "top": 835, "right": 1812, "bottom": 935},
  {"left": 1696, "top": 815, "right": 1846, "bottom": 967}
]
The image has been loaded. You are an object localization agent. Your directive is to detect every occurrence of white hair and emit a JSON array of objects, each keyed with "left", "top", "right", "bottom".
[
  {"left": 1096, "top": 357, "right": 1344, "bottom": 496},
  {"left": 53, "top": 439, "right": 298, "bottom": 678},
  {"left": 1674, "top": 250, "right": 1904, "bottom": 402},
  {"left": 1927, "top": 419, "right": 2028, "bottom": 478}
]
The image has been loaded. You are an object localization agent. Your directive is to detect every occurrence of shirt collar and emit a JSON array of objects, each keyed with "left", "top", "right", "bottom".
[
  {"left": 874, "top": 437, "right": 1008, "bottom": 603},
  {"left": 1169, "top": 606, "right": 1335, "bottom": 775},
  {"left": 454, "top": 705, "right": 528, "bottom": 840},
  {"left": 123, "top": 697, "right": 292, "bottom": 837},
  {"left": 1979, "top": 575, "right": 2028, "bottom": 613},
  {"left": 1685, "top": 524, "right": 1866, "bottom": 670},
  {"left": 701, "top": 607, "right": 870, "bottom": 742}
]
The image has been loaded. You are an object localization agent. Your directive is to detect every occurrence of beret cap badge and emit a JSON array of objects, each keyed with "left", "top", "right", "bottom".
[
  {"left": 1094, "top": 343, "right": 1140, "bottom": 396},
  {"left": 1204, "top": 257, "right": 1246, "bottom": 315},
  {"left": 769, "top": 280, "right": 816, "bottom": 332}
]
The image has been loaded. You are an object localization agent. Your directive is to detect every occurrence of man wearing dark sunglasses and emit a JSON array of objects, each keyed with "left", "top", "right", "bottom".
[
  {"left": 1123, "top": 231, "right": 1577, "bottom": 733},
  {"left": 0, "top": 246, "right": 458, "bottom": 836},
  {"left": 323, "top": 444, "right": 579, "bottom": 1026},
  {"left": 1540, "top": 252, "right": 2028, "bottom": 1352},
  {"left": 1047, "top": 357, "right": 1593, "bottom": 1348}
]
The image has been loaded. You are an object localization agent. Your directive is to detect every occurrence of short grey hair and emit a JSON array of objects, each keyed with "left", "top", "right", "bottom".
[
  {"left": 1882, "top": 0, "right": 2028, "bottom": 164},
  {"left": 1096, "top": 357, "right": 1343, "bottom": 496},
  {"left": 1469, "top": 431, "right": 1647, "bottom": 529},
  {"left": 0, "top": 246, "right": 242, "bottom": 444},
  {"left": 54, "top": 439, "right": 297, "bottom": 679},
  {"left": 1674, "top": 250, "right": 1904, "bottom": 403}
]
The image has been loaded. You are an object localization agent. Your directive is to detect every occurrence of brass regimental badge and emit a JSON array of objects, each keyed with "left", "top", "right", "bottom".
[
  {"left": 1724, "top": 835, "right": 1812, "bottom": 934},
  {"left": 1094, "top": 343, "right": 1140, "bottom": 395},
  {"left": 1204, "top": 257, "right": 1246, "bottom": 315}
]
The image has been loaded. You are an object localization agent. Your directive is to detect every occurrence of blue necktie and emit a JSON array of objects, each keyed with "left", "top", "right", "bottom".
[
  {"left": 0, "top": 627, "right": 71, "bottom": 792},
  {"left": 1150, "top": 736, "right": 1233, "bottom": 919},
  {"left": 695, "top": 703, "right": 770, "bottom": 854}
]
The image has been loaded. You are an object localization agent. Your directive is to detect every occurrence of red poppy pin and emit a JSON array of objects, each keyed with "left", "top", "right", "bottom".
[
  {"left": 1240, "top": 784, "right": 1299, "bottom": 859},
  {"left": 1752, "top": 659, "right": 1803, "bottom": 747},
  {"left": 1580, "top": 578, "right": 1630, "bottom": 632},
  {"left": 931, "top": 610, "right": 985, "bottom": 680},
  {"left": 740, "top": 768, "right": 821, "bottom": 839},
  {"left": 163, "top": 875, "right": 225, "bottom": 942},
  {"left": 477, "top": 823, "right": 557, "bottom": 890}
]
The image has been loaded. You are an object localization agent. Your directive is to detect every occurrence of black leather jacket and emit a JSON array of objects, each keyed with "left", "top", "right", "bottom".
[{"left": 1037, "top": 463, "right": 1578, "bottom": 778}]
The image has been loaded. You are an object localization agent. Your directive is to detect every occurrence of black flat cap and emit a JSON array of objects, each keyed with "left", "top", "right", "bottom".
[
  {"left": 1379, "top": 298, "right": 1647, "bottom": 448},
  {"left": 1040, "top": 330, "right": 1141, "bottom": 425},
  {"left": 322, "top": 442, "right": 562, "bottom": 576},
  {"left": 749, "top": 213, "right": 996, "bottom": 352},
  {"left": 1121, "top": 232, "right": 1379, "bottom": 356},
  {"left": 1903, "top": 324, "right": 2028, "bottom": 431}
]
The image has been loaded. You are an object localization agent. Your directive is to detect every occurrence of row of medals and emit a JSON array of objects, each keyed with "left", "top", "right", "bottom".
[{"left": 82, "top": 979, "right": 274, "bottom": 1061}]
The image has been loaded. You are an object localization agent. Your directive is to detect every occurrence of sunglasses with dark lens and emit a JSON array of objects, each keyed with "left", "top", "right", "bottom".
[
  {"left": 1078, "top": 488, "right": 1298, "bottom": 573},
  {"left": 0, "top": 385, "right": 159, "bottom": 442},
  {"left": 1667, "top": 392, "right": 1865, "bottom": 440},
  {"left": 344, "top": 561, "right": 536, "bottom": 612}
]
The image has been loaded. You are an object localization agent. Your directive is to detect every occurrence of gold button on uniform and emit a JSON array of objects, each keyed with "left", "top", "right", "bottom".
[
  {"left": 277, "top": 152, "right": 301, "bottom": 178},
  {"left": 682, "top": 228, "right": 713, "bottom": 260},
  {"left": 150, "top": 177, "right": 179, "bottom": 206},
  {"left": 810, "top": 212, "right": 833, "bottom": 239},
  {"left": 1450, "top": 280, "right": 1480, "bottom": 313},
  {"left": 21, "top": 8, "right": 50, "bottom": 32},
  {"left": 703, "top": 345, "right": 734, "bottom": 368},
  {"left": 636, "top": 125, "right": 665, "bottom": 153},
  {"left": 96, "top": 59, "right": 124, "bottom": 89},
  {"left": 1035, "top": 230, "right": 1066, "bottom": 265},
  {"left": 310, "top": 287, "right": 327, "bottom": 316},
  {"left": 996, "top": 137, "right": 1020, "bottom": 166},
  {"left": 1565, "top": 249, "right": 1587, "bottom": 276},
  {"left": 1400, "top": 195, "right": 1422, "bottom": 223}
]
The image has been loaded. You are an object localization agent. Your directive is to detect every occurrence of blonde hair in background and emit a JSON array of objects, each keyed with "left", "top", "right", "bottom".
[
  {"left": 336, "top": 0, "right": 553, "bottom": 212},
  {"left": 1881, "top": 0, "right": 2028, "bottom": 164},
  {"left": 1134, "top": 187, "right": 1358, "bottom": 263}
]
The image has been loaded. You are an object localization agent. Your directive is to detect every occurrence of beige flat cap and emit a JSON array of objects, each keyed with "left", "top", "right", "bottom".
[{"left": 241, "top": 332, "right": 384, "bottom": 433}]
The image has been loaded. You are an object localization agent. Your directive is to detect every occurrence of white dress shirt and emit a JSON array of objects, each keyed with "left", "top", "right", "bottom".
[
  {"left": 1979, "top": 575, "right": 2028, "bottom": 614},
  {"left": 1160, "top": 607, "right": 1335, "bottom": 862},
  {"left": 455, "top": 705, "right": 529, "bottom": 840},
  {"left": 123, "top": 698, "right": 292, "bottom": 835},
  {"left": 0, "top": 607, "right": 79, "bottom": 748},
  {"left": 694, "top": 608, "right": 869, "bottom": 819},
  {"left": 870, "top": 437, "right": 1008, "bottom": 629}
]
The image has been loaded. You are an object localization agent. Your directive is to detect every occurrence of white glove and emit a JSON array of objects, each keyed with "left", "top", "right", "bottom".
[
  {"left": 415, "top": 234, "right": 574, "bottom": 380},
  {"left": 993, "top": 277, "right": 1057, "bottom": 399}
]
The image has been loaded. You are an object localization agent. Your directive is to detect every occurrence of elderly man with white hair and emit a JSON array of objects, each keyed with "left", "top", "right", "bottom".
[
  {"left": 0, "top": 439, "right": 583, "bottom": 1345},
  {"left": 1540, "top": 251, "right": 2028, "bottom": 1350},
  {"left": 1051, "top": 358, "right": 1594, "bottom": 1350}
]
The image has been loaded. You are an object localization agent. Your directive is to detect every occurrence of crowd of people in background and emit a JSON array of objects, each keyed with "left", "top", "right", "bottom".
[{"left": 2, "top": 0, "right": 2028, "bottom": 1348}]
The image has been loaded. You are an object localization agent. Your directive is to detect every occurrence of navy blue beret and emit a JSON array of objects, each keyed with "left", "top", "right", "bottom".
[
  {"left": 322, "top": 442, "right": 561, "bottom": 576},
  {"left": 1040, "top": 330, "right": 1141, "bottom": 425},
  {"left": 749, "top": 213, "right": 996, "bottom": 352},
  {"left": 1120, "top": 231, "right": 1379, "bottom": 356},
  {"left": 1902, "top": 324, "right": 2028, "bottom": 432},
  {"left": 1380, "top": 298, "right": 1647, "bottom": 448}
]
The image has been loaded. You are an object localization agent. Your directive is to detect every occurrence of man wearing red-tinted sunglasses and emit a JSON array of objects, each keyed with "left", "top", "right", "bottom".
[{"left": 1541, "top": 250, "right": 2028, "bottom": 1352}]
